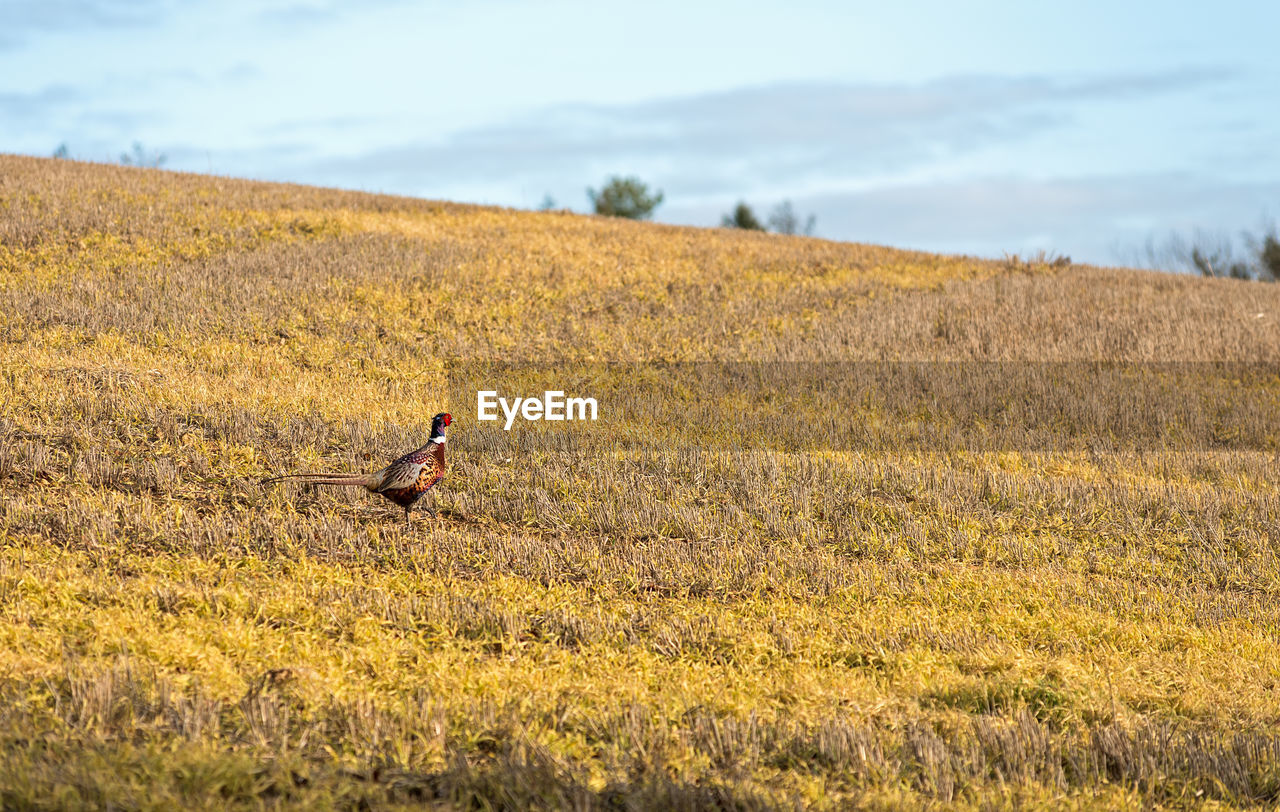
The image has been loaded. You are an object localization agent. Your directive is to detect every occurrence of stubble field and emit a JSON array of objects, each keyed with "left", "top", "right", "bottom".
[{"left": 3, "top": 154, "right": 1280, "bottom": 809}]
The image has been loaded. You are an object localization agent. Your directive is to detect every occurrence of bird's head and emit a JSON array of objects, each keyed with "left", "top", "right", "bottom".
[{"left": 430, "top": 412, "right": 452, "bottom": 444}]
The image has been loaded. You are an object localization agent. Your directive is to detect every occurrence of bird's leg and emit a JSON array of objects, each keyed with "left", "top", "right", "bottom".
[{"left": 404, "top": 506, "right": 411, "bottom": 527}]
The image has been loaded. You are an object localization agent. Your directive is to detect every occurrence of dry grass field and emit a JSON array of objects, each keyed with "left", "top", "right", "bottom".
[{"left": 3, "top": 153, "right": 1280, "bottom": 809}]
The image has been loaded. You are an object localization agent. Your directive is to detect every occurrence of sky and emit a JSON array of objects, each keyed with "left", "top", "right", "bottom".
[{"left": 3, "top": 0, "right": 1279, "bottom": 264}]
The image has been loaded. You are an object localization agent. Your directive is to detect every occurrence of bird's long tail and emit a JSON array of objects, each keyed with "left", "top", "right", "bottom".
[{"left": 262, "top": 472, "right": 375, "bottom": 487}]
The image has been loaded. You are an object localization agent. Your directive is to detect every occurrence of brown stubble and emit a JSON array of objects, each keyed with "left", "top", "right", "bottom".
[{"left": 4, "top": 154, "right": 1280, "bottom": 808}]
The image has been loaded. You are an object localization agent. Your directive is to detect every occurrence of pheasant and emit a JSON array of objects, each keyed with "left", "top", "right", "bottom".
[{"left": 264, "top": 412, "right": 451, "bottom": 524}]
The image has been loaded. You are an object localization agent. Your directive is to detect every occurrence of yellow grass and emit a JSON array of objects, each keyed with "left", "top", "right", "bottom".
[{"left": 3, "top": 154, "right": 1280, "bottom": 809}]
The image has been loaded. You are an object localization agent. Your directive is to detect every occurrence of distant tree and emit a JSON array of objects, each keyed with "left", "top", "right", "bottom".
[
  {"left": 537, "top": 194, "right": 558, "bottom": 211},
  {"left": 767, "top": 200, "right": 817, "bottom": 236},
  {"left": 52, "top": 143, "right": 70, "bottom": 159},
  {"left": 1147, "top": 225, "right": 1277, "bottom": 282},
  {"left": 721, "top": 201, "right": 765, "bottom": 231},
  {"left": 119, "top": 141, "right": 167, "bottom": 169},
  {"left": 721, "top": 199, "right": 818, "bottom": 235},
  {"left": 1245, "top": 227, "right": 1280, "bottom": 281},
  {"left": 588, "top": 175, "right": 664, "bottom": 219},
  {"left": 1264, "top": 235, "right": 1280, "bottom": 280},
  {"left": 1190, "top": 243, "right": 1253, "bottom": 280}
]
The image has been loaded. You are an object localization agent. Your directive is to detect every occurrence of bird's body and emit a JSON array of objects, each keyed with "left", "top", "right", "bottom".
[{"left": 264, "top": 412, "right": 451, "bottom": 523}]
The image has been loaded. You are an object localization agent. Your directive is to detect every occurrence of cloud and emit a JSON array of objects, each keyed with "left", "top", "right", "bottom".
[
  {"left": 0, "top": 85, "right": 83, "bottom": 127},
  {"left": 254, "top": 0, "right": 419, "bottom": 29},
  {"left": 256, "top": 2, "right": 339, "bottom": 27},
  {"left": 256, "top": 114, "right": 394, "bottom": 138},
  {"left": 222, "top": 62, "right": 262, "bottom": 82},
  {"left": 295, "top": 68, "right": 1232, "bottom": 201},
  {"left": 0, "top": 0, "right": 169, "bottom": 50},
  {"left": 0, "top": 82, "right": 168, "bottom": 159}
]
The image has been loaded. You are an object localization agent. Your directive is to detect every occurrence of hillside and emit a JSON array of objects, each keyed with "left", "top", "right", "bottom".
[{"left": 3, "top": 154, "right": 1280, "bottom": 809}]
